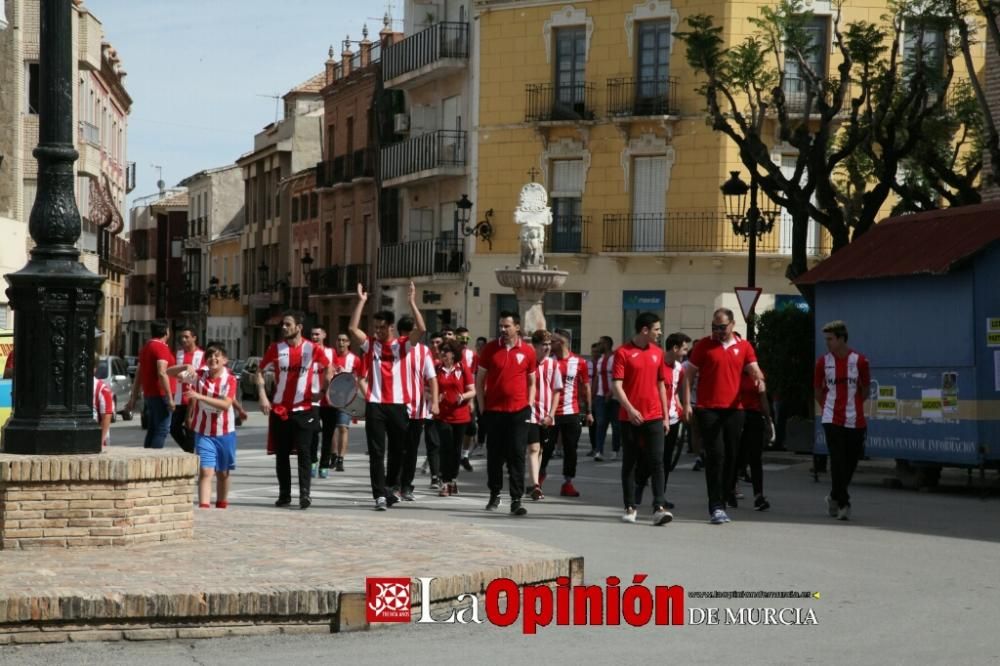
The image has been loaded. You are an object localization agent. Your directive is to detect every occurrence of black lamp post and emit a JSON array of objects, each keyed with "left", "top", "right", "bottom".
[
  {"left": 300, "top": 250, "right": 313, "bottom": 312},
  {"left": 457, "top": 194, "right": 494, "bottom": 249},
  {"left": 720, "top": 171, "right": 778, "bottom": 344},
  {"left": 3, "top": 0, "right": 104, "bottom": 454}
]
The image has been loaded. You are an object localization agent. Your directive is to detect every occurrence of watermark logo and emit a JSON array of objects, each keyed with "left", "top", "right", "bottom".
[{"left": 365, "top": 577, "right": 412, "bottom": 623}]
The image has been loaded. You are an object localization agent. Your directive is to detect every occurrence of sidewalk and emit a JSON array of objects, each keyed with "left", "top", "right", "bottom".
[{"left": 0, "top": 508, "right": 578, "bottom": 644}]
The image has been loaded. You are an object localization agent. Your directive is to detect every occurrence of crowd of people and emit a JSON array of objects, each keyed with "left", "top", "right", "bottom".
[{"left": 123, "top": 284, "right": 870, "bottom": 525}]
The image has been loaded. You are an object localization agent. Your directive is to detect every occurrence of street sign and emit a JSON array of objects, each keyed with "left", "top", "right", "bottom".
[{"left": 735, "top": 287, "right": 762, "bottom": 322}]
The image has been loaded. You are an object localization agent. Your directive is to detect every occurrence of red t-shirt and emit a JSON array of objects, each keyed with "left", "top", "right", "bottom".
[
  {"left": 688, "top": 337, "right": 758, "bottom": 409},
  {"left": 260, "top": 339, "right": 331, "bottom": 412},
  {"left": 815, "top": 351, "right": 870, "bottom": 429},
  {"left": 738, "top": 370, "right": 764, "bottom": 413},
  {"left": 139, "top": 338, "right": 175, "bottom": 398},
  {"left": 612, "top": 341, "right": 665, "bottom": 422},
  {"left": 435, "top": 364, "right": 474, "bottom": 424},
  {"left": 478, "top": 338, "right": 537, "bottom": 413}
]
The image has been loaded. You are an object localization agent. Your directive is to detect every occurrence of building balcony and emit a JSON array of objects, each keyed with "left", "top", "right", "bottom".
[
  {"left": 309, "top": 264, "right": 373, "bottom": 296},
  {"left": 607, "top": 76, "right": 679, "bottom": 119},
  {"left": 383, "top": 21, "right": 469, "bottom": 89},
  {"left": 601, "top": 212, "right": 826, "bottom": 255},
  {"left": 77, "top": 123, "right": 102, "bottom": 178},
  {"left": 377, "top": 238, "right": 463, "bottom": 281},
  {"left": 525, "top": 82, "right": 597, "bottom": 123},
  {"left": 316, "top": 148, "right": 376, "bottom": 190},
  {"left": 380, "top": 130, "right": 466, "bottom": 188},
  {"left": 545, "top": 215, "right": 592, "bottom": 254},
  {"left": 777, "top": 77, "right": 853, "bottom": 117}
]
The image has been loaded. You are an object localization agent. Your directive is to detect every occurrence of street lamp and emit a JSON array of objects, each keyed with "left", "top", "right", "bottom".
[
  {"left": 3, "top": 0, "right": 105, "bottom": 453},
  {"left": 720, "top": 171, "right": 778, "bottom": 343},
  {"left": 457, "top": 194, "right": 494, "bottom": 249},
  {"left": 299, "top": 250, "right": 314, "bottom": 312}
]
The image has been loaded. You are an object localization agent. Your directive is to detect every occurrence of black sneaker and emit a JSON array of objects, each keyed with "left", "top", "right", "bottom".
[
  {"left": 485, "top": 495, "right": 501, "bottom": 511},
  {"left": 429, "top": 477, "right": 442, "bottom": 490},
  {"left": 754, "top": 495, "right": 771, "bottom": 512},
  {"left": 726, "top": 495, "right": 739, "bottom": 509},
  {"left": 692, "top": 457, "right": 704, "bottom": 472},
  {"left": 511, "top": 500, "right": 527, "bottom": 516},
  {"left": 461, "top": 457, "right": 474, "bottom": 472},
  {"left": 299, "top": 497, "right": 312, "bottom": 510},
  {"left": 274, "top": 497, "right": 291, "bottom": 507},
  {"left": 386, "top": 493, "right": 399, "bottom": 508},
  {"left": 664, "top": 499, "right": 675, "bottom": 510},
  {"left": 335, "top": 457, "right": 345, "bottom": 472}
]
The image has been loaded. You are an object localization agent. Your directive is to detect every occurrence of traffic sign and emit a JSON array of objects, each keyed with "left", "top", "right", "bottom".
[{"left": 735, "top": 287, "right": 762, "bottom": 322}]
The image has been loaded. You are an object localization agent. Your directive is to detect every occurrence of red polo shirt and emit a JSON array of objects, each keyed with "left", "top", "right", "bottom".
[
  {"left": 138, "top": 338, "right": 175, "bottom": 398},
  {"left": 688, "top": 337, "right": 758, "bottom": 410},
  {"left": 478, "top": 337, "right": 536, "bottom": 413},
  {"left": 612, "top": 341, "right": 665, "bottom": 421}
]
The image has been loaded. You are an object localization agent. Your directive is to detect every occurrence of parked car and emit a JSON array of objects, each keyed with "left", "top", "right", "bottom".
[
  {"left": 240, "top": 356, "right": 275, "bottom": 400},
  {"left": 95, "top": 356, "right": 138, "bottom": 421}
]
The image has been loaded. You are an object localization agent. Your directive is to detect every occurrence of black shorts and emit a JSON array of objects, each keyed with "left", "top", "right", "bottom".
[
  {"left": 465, "top": 420, "right": 477, "bottom": 436},
  {"left": 527, "top": 423, "right": 541, "bottom": 445}
]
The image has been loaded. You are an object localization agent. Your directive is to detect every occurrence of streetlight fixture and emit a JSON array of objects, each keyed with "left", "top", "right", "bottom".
[
  {"left": 720, "top": 170, "right": 779, "bottom": 343},
  {"left": 457, "top": 194, "right": 494, "bottom": 249},
  {"left": 299, "top": 250, "right": 314, "bottom": 312}
]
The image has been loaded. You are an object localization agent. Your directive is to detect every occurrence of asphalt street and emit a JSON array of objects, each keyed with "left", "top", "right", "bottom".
[{"left": 4, "top": 406, "right": 999, "bottom": 665}]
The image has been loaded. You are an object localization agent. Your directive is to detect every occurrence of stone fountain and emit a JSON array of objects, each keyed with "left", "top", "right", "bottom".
[{"left": 495, "top": 183, "right": 568, "bottom": 334}]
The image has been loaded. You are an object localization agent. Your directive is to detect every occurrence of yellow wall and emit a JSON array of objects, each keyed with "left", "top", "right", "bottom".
[{"left": 208, "top": 236, "right": 245, "bottom": 318}]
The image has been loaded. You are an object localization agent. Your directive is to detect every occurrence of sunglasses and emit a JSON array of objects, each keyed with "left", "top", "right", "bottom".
[{"left": 711, "top": 324, "right": 730, "bottom": 331}]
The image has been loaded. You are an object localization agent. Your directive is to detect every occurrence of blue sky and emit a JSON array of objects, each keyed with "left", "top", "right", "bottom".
[{"left": 85, "top": 1, "right": 399, "bottom": 206}]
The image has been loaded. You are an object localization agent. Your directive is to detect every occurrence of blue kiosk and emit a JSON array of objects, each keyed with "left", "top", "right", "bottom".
[{"left": 796, "top": 202, "right": 1000, "bottom": 481}]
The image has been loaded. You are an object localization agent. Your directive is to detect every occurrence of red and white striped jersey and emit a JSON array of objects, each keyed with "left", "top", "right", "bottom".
[
  {"left": 261, "top": 340, "right": 330, "bottom": 412},
  {"left": 360, "top": 336, "right": 412, "bottom": 406},
  {"left": 815, "top": 351, "right": 870, "bottom": 429},
  {"left": 460, "top": 347, "right": 478, "bottom": 375},
  {"left": 403, "top": 341, "right": 436, "bottom": 420},
  {"left": 663, "top": 360, "right": 685, "bottom": 425},
  {"left": 593, "top": 354, "right": 615, "bottom": 398},
  {"left": 555, "top": 353, "right": 589, "bottom": 416},
  {"left": 93, "top": 379, "right": 114, "bottom": 448},
  {"left": 173, "top": 348, "right": 206, "bottom": 405},
  {"left": 531, "top": 357, "right": 564, "bottom": 424},
  {"left": 190, "top": 368, "right": 238, "bottom": 436},
  {"left": 311, "top": 346, "right": 334, "bottom": 407}
]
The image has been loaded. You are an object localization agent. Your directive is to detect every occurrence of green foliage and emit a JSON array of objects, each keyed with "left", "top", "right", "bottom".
[{"left": 755, "top": 306, "right": 814, "bottom": 415}]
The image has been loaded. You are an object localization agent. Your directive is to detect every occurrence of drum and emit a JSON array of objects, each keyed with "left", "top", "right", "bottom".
[{"left": 326, "top": 372, "right": 359, "bottom": 410}]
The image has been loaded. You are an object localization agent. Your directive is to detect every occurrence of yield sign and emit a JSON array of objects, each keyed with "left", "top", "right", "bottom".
[{"left": 735, "top": 287, "right": 763, "bottom": 322}]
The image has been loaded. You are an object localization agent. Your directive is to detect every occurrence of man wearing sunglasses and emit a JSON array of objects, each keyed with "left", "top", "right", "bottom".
[{"left": 683, "top": 309, "right": 764, "bottom": 525}]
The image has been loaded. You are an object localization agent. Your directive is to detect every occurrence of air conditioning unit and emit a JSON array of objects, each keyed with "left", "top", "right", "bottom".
[{"left": 393, "top": 113, "right": 410, "bottom": 133}]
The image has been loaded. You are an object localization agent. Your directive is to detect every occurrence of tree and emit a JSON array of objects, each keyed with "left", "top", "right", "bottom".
[{"left": 674, "top": 0, "right": 983, "bottom": 288}]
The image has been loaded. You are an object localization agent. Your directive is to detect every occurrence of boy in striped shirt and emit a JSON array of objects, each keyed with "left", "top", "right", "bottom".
[
  {"left": 527, "top": 329, "right": 562, "bottom": 500},
  {"left": 171, "top": 342, "right": 238, "bottom": 509}
]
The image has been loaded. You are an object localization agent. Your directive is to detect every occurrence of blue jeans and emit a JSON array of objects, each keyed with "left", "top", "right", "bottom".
[
  {"left": 144, "top": 396, "right": 172, "bottom": 449},
  {"left": 593, "top": 395, "right": 621, "bottom": 454}
]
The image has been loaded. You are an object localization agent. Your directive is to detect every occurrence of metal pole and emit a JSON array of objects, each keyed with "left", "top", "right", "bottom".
[
  {"left": 746, "top": 178, "right": 758, "bottom": 345},
  {"left": 3, "top": 0, "right": 105, "bottom": 454}
]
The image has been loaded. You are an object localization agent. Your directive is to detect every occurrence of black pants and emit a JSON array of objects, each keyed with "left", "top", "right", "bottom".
[
  {"left": 271, "top": 409, "right": 318, "bottom": 501},
  {"left": 365, "top": 403, "right": 409, "bottom": 500},
  {"left": 636, "top": 421, "right": 679, "bottom": 507},
  {"left": 738, "top": 411, "right": 767, "bottom": 496},
  {"left": 170, "top": 405, "right": 194, "bottom": 453},
  {"left": 824, "top": 424, "right": 865, "bottom": 508},
  {"left": 437, "top": 421, "right": 467, "bottom": 481},
  {"left": 475, "top": 405, "right": 487, "bottom": 445},
  {"left": 695, "top": 408, "right": 745, "bottom": 513},
  {"left": 485, "top": 408, "right": 530, "bottom": 500},
  {"left": 621, "top": 419, "right": 666, "bottom": 510},
  {"left": 396, "top": 419, "right": 441, "bottom": 491},
  {"left": 540, "top": 414, "right": 582, "bottom": 480}
]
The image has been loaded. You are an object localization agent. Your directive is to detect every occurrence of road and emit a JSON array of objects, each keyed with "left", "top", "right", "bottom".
[{"left": 3, "top": 405, "right": 999, "bottom": 665}]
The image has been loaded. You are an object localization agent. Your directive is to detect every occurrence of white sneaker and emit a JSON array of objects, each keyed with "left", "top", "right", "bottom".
[
  {"left": 826, "top": 496, "right": 838, "bottom": 517},
  {"left": 593, "top": 453, "right": 604, "bottom": 462},
  {"left": 652, "top": 508, "right": 673, "bottom": 526},
  {"left": 837, "top": 505, "right": 851, "bottom": 521},
  {"left": 621, "top": 508, "right": 637, "bottom": 523}
]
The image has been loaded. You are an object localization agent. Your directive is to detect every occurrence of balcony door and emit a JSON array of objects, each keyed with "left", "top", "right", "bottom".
[
  {"left": 783, "top": 17, "right": 829, "bottom": 108},
  {"left": 555, "top": 27, "right": 586, "bottom": 117},
  {"left": 441, "top": 95, "right": 462, "bottom": 164},
  {"left": 550, "top": 159, "right": 583, "bottom": 252},
  {"left": 778, "top": 155, "right": 819, "bottom": 254},
  {"left": 636, "top": 20, "right": 671, "bottom": 113},
  {"left": 632, "top": 156, "right": 667, "bottom": 251}
]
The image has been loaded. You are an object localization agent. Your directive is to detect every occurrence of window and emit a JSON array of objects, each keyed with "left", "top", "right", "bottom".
[
  {"left": 903, "top": 19, "right": 946, "bottom": 85},
  {"left": 636, "top": 20, "right": 671, "bottom": 107},
  {"left": 408, "top": 208, "right": 435, "bottom": 242},
  {"left": 555, "top": 27, "right": 587, "bottom": 112},
  {"left": 291, "top": 197, "right": 300, "bottom": 223},
  {"left": 310, "top": 193, "right": 318, "bottom": 219},
  {"left": 343, "top": 218, "right": 352, "bottom": 264},
  {"left": 784, "top": 17, "right": 829, "bottom": 105},
  {"left": 550, "top": 160, "right": 584, "bottom": 252},
  {"left": 346, "top": 117, "right": 355, "bottom": 156},
  {"left": 27, "top": 63, "right": 40, "bottom": 114},
  {"left": 171, "top": 239, "right": 183, "bottom": 259},
  {"left": 544, "top": 292, "right": 583, "bottom": 354},
  {"left": 327, "top": 123, "right": 336, "bottom": 160}
]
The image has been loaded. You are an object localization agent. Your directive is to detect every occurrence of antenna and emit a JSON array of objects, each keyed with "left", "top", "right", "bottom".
[
  {"left": 368, "top": 1, "right": 402, "bottom": 27},
  {"left": 256, "top": 93, "right": 281, "bottom": 123},
  {"left": 151, "top": 164, "right": 164, "bottom": 193}
]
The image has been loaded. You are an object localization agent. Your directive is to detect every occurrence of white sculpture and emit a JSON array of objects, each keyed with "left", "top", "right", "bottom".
[{"left": 514, "top": 182, "right": 553, "bottom": 268}]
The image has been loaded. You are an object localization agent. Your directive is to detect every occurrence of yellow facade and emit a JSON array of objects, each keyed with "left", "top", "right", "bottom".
[
  {"left": 466, "top": 0, "right": 981, "bottom": 345},
  {"left": 206, "top": 234, "right": 247, "bottom": 359}
]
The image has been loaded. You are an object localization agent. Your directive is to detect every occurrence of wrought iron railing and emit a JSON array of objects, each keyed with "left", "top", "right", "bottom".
[
  {"left": 382, "top": 21, "right": 469, "bottom": 82},
  {"left": 380, "top": 130, "right": 466, "bottom": 182},
  {"left": 525, "top": 82, "right": 597, "bottom": 122},
  {"left": 607, "top": 76, "right": 679, "bottom": 117},
  {"left": 377, "top": 238, "right": 464, "bottom": 279},
  {"left": 310, "top": 264, "right": 373, "bottom": 295},
  {"left": 545, "top": 215, "right": 591, "bottom": 254}
]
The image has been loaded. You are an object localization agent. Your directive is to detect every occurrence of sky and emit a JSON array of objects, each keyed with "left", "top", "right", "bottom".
[{"left": 84, "top": 0, "right": 400, "bottom": 207}]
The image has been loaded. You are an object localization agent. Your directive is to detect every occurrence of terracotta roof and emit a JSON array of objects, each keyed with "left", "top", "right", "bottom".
[
  {"left": 150, "top": 191, "right": 188, "bottom": 209},
  {"left": 796, "top": 201, "right": 1000, "bottom": 285},
  {"left": 287, "top": 71, "right": 326, "bottom": 96}
]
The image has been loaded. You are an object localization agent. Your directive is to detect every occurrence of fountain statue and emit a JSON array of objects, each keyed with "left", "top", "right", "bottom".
[{"left": 495, "top": 182, "right": 569, "bottom": 334}]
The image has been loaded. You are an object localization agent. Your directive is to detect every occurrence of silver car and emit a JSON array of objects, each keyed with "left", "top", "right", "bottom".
[{"left": 95, "top": 356, "right": 137, "bottom": 421}]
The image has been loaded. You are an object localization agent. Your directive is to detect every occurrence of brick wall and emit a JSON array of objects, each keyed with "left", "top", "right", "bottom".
[{"left": 0, "top": 449, "right": 197, "bottom": 549}]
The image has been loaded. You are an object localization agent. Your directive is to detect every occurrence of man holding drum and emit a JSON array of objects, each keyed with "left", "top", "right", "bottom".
[{"left": 329, "top": 332, "right": 359, "bottom": 472}]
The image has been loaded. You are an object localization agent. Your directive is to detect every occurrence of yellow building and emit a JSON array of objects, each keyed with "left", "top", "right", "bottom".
[
  {"left": 206, "top": 229, "right": 246, "bottom": 360},
  {"left": 466, "top": 0, "right": 977, "bottom": 347}
]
